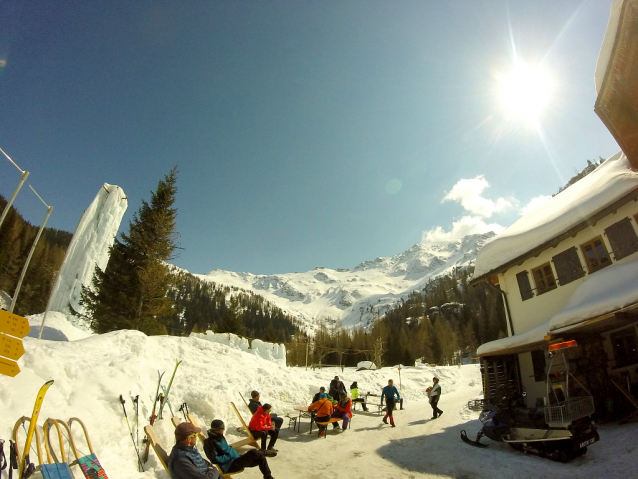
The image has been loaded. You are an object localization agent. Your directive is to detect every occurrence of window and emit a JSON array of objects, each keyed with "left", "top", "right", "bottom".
[
  {"left": 531, "top": 349, "right": 546, "bottom": 382},
  {"left": 610, "top": 327, "right": 638, "bottom": 368},
  {"left": 605, "top": 217, "right": 638, "bottom": 260},
  {"left": 552, "top": 247, "right": 585, "bottom": 286},
  {"left": 580, "top": 236, "right": 612, "bottom": 273},
  {"left": 532, "top": 263, "right": 557, "bottom": 295},
  {"left": 516, "top": 270, "right": 534, "bottom": 301}
]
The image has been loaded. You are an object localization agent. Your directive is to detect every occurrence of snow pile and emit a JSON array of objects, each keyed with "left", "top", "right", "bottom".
[
  {"left": 48, "top": 183, "right": 127, "bottom": 315},
  {"left": 595, "top": 0, "right": 625, "bottom": 94},
  {"left": 190, "top": 331, "right": 287, "bottom": 366},
  {"left": 26, "top": 311, "right": 93, "bottom": 342},
  {"left": 1, "top": 313, "right": 637, "bottom": 478},
  {"left": 473, "top": 152, "right": 638, "bottom": 279}
]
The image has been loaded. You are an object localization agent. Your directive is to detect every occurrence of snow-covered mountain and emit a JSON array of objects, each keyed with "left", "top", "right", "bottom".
[{"left": 193, "top": 232, "right": 495, "bottom": 332}]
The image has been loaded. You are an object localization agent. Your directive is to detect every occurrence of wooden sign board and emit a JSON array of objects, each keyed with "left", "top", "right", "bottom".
[
  {"left": 0, "top": 356, "right": 20, "bottom": 377},
  {"left": 0, "top": 332, "right": 26, "bottom": 360},
  {"left": 0, "top": 310, "right": 31, "bottom": 339}
]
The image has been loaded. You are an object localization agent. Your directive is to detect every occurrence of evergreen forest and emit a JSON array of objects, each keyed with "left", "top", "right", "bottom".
[{"left": 0, "top": 194, "right": 72, "bottom": 316}]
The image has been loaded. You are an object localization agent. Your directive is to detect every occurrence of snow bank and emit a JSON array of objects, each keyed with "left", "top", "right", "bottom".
[
  {"left": 26, "top": 311, "right": 93, "bottom": 341},
  {"left": 190, "top": 331, "right": 287, "bottom": 366},
  {"left": 473, "top": 152, "right": 638, "bottom": 279},
  {"left": 48, "top": 183, "right": 127, "bottom": 315}
]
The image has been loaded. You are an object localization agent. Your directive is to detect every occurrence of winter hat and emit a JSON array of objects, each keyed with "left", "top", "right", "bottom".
[
  {"left": 175, "top": 422, "right": 201, "bottom": 442},
  {"left": 210, "top": 419, "right": 225, "bottom": 432},
  {"left": 319, "top": 393, "right": 327, "bottom": 399},
  {"left": 251, "top": 390, "right": 260, "bottom": 399}
]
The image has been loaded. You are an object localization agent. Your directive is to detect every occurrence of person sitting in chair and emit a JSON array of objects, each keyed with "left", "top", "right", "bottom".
[
  {"left": 203, "top": 419, "right": 274, "bottom": 479},
  {"left": 248, "top": 390, "right": 284, "bottom": 434},
  {"left": 168, "top": 422, "right": 221, "bottom": 479},
  {"left": 248, "top": 404, "right": 279, "bottom": 454}
]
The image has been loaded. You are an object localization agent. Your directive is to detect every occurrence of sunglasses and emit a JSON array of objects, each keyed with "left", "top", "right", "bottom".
[{"left": 188, "top": 433, "right": 199, "bottom": 438}]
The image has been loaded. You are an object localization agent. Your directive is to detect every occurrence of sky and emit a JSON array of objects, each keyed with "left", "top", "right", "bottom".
[{"left": 0, "top": 0, "right": 621, "bottom": 275}]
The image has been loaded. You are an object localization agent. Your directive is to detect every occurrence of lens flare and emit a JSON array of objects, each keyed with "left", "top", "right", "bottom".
[{"left": 498, "top": 64, "right": 552, "bottom": 126}]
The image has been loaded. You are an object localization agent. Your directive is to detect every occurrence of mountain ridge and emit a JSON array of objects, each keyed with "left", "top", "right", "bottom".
[{"left": 192, "top": 232, "right": 495, "bottom": 332}]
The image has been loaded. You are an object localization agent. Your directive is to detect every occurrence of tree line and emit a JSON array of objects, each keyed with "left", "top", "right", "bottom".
[
  {"left": 284, "top": 267, "right": 507, "bottom": 368},
  {"left": 0, "top": 194, "right": 72, "bottom": 316}
]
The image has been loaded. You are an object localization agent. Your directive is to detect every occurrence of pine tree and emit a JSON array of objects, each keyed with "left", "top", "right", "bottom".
[{"left": 81, "top": 167, "right": 179, "bottom": 334}]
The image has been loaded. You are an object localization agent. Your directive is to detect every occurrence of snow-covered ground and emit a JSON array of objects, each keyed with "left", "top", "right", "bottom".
[{"left": 2, "top": 315, "right": 637, "bottom": 479}]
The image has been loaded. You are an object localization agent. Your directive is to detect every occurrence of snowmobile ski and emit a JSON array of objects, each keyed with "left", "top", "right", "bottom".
[
  {"left": 158, "top": 360, "right": 181, "bottom": 420},
  {"left": 143, "top": 371, "right": 165, "bottom": 463},
  {"left": 20, "top": 379, "right": 54, "bottom": 478},
  {"left": 460, "top": 429, "right": 489, "bottom": 448}
]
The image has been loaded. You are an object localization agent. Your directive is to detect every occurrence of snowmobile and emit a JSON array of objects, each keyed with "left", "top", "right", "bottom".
[{"left": 460, "top": 341, "right": 599, "bottom": 462}]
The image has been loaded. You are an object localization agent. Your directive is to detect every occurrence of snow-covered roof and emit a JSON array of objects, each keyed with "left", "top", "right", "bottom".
[
  {"left": 477, "top": 258, "right": 638, "bottom": 356},
  {"left": 595, "top": 0, "right": 625, "bottom": 95},
  {"left": 472, "top": 152, "right": 638, "bottom": 281}
]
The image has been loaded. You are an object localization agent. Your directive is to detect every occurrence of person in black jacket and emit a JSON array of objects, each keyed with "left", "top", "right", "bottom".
[
  {"left": 248, "top": 391, "right": 284, "bottom": 434},
  {"left": 311, "top": 386, "right": 333, "bottom": 404},
  {"left": 329, "top": 376, "right": 346, "bottom": 400},
  {"left": 168, "top": 422, "right": 221, "bottom": 479}
]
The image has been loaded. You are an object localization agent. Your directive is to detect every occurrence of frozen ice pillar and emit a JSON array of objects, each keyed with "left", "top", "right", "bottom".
[{"left": 48, "top": 183, "right": 127, "bottom": 315}]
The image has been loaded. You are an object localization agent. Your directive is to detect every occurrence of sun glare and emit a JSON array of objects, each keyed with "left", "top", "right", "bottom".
[{"left": 498, "top": 63, "right": 552, "bottom": 126}]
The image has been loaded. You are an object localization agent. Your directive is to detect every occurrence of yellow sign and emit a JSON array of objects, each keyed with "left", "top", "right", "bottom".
[
  {"left": 0, "top": 332, "right": 25, "bottom": 360},
  {"left": 0, "top": 310, "right": 30, "bottom": 338},
  {"left": 0, "top": 356, "right": 20, "bottom": 377}
]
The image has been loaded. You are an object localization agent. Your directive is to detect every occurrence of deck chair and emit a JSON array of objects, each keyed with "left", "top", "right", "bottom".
[
  {"left": 229, "top": 403, "right": 260, "bottom": 450},
  {"left": 164, "top": 418, "right": 243, "bottom": 479}
]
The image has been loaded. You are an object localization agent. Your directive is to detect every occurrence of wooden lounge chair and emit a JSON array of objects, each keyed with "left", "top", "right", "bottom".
[{"left": 229, "top": 402, "right": 260, "bottom": 449}]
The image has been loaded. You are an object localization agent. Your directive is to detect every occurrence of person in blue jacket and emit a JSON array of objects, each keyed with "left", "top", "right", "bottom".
[
  {"left": 203, "top": 420, "right": 274, "bottom": 479},
  {"left": 380, "top": 379, "right": 401, "bottom": 427}
]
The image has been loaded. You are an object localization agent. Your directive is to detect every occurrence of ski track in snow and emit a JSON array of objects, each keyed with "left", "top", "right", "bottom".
[{"left": 1, "top": 318, "right": 637, "bottom": 479}]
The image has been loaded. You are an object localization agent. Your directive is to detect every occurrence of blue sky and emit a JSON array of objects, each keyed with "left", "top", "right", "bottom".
[{"left": 0, "top": 0, "right": 619, "bottom": 275}]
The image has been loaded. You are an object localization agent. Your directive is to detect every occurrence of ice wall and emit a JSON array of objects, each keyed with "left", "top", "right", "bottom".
[
  {"left": 191, "top": 331, "right": 287, "bottom": 366},
  {"left": 48, "top": 183, "right": 127, "bottom": 315}
]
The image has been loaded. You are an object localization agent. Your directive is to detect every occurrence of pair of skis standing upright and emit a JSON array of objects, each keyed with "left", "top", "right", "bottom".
[{"left": 119, "top": 359, "right": 182, "bottom": 472}]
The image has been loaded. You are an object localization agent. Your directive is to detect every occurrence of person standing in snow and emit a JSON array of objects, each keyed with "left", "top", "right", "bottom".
[
  {"left": 308, "top": 393, "right": 334, "bottom": 436},
  {"left": 248, "top": 390, "right": 284, "bottom": 434},
  {"left": 380, "top": 379, "right": 401, "bottom": 427},
  {"left": 248, "top": 404, "right": 279, "bottom": 454},
  {"left": 203, "top": 419, "right": 275, "bottom": 479},
  {"left": 429, "top": 377, "right": 443, "bottom": 419},
  {"left": 168, "top": 422, "right": 221, "bottom": 479},
  {"left": 350, "top": 381, "right": 368, "bottom": 411},
  {"left": 329, "top": 376, "right": 347, "bottom": 401},
  {"left": 331, "top": 393, "right": 353, "bottom": 430}
]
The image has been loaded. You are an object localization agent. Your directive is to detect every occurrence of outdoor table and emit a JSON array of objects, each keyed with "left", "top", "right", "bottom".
[{"left": 294, "top": 406, "right": 316, "bottom": 433}]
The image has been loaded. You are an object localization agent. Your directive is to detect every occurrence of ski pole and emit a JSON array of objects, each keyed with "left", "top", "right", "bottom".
[
  {"left": 133, "top": 395, "right": 139, "bottom": 450},
  {"left": 119, "top": 395, "right": 145, "bottom": 472}
]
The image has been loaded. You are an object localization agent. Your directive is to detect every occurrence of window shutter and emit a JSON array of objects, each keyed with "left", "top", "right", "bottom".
[
  {"left": 552, "top": 247, "right": 585, "bottom": 286},
  {"left": 516, "top": 270, "right": 534, "bottom": 301},
  {"left": 605, "top": 217, "right": 638, "bottom": 261}
]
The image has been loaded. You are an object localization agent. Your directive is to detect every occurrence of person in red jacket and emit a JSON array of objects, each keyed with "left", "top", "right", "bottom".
[
  {"left": 331, "top": 393, "right": 353, "bottom": 430},
  {"left": 249, "top": 404, "right": 278, "bottom": 455}
]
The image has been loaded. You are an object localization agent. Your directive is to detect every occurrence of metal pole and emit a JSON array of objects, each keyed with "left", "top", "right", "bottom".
[
  {"left": 0, "top": 170, "right": 29, "bottom": 231},
  {"left": 9, "top": 186, "right": 53, "bottom": 313}
]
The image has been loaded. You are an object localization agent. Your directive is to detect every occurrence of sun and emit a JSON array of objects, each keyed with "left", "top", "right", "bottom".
[{"left": 498, "top": 63, "right": 552, "bottom": 126}]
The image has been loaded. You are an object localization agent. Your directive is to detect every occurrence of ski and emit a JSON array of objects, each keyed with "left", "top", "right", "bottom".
[
  {"left": 160, "top": 385, "right": 175, "bottom": 418},
  {"left": 143, "top": 371, "right": 164, "bottom": 463},
  {"left": 20, "top": 380, "right": 54, "bottom": 478},
  {"left": 460, "top": 429, "right": 489, "bottom": 448},
  {"left": 158, "top": 360, "right": 181, "bottom": 420}
]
